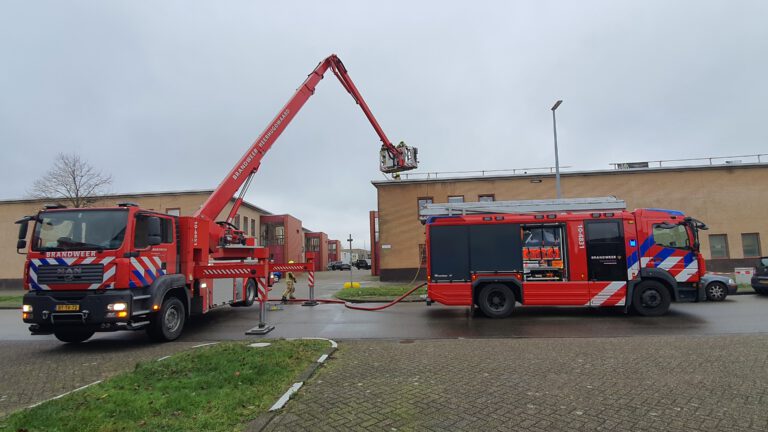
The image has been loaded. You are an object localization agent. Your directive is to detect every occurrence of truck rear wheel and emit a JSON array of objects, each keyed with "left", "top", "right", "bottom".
[
  {"left": 54, "top": 328, "right": 95, "bottom": 344},
  {"left": 477, "top": 284, "right": 516, "bottom": 319},
  {"left": 631, "top": 281, "right": 671, "bottom": 316},
  {"left": 232, "top": 279, "right": 257, "bottom": 307},
  {"left": 147, "top": 296, "right": 186, "bottom": 342}
]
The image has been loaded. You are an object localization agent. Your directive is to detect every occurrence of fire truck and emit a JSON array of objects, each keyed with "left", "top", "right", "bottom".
[
  {"left": 421, "top": 197, "right": 708, "bottom": 317},
  {"left": 14, "top": 54, "right": 418, "bottom": 343}
]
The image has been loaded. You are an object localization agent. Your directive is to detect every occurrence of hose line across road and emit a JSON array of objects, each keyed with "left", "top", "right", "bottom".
[{"left": 270, "top": 282, "right": 427, "bottom": 311}]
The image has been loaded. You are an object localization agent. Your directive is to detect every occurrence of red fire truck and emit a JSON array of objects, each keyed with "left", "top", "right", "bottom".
[
  {"left": 14, "top": 54, "right": 418, "bottom": 343},
  {"left": 423, "top": 199, "right": 708, "bottom": 317}
]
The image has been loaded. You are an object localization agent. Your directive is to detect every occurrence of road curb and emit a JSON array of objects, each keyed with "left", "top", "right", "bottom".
[{"left": 246, "top": 338, "right": 338, "bottom": 432}]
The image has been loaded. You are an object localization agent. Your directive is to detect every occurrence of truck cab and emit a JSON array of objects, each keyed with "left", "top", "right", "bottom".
[{"left": 17, "top": 204, "right": 186, "bottom": 342}]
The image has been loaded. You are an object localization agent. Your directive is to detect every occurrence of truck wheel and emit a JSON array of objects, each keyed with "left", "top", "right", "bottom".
[
  {"left": 631, "top": 281, "right": 671, "bottom": 316},
  {"left": 54, "top": 328, "right": 95, "bottom": 343},
  {"left": 477, "top": 284, "right": 516, "bottom": 319},
  {"left": 243, "top": 279, "right": 257, "bottom": 307},
  {"left": 705, "top": 282, "right": 728, "bottom": 301},
  {"left": 147, "top": 296, "right": 186, "bottom": 342}
]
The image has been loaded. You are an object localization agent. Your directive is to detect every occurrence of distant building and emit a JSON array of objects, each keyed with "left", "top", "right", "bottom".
[
  {"left": 260, "top": 214, "right": 304, "bottom": 264},
  {"left": 304, "top": 231, "right": 329, "bottom": 271},
  {"left": 341, "top": 248, "right": 371, "bottom": 263},
  {"left": 328, "top": 239, "right": 342, "bottom": 262}
]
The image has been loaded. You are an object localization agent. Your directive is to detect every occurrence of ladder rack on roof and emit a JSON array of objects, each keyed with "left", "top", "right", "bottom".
[{"left": 419, "top": 197, "right": 627, "bottom": 218}]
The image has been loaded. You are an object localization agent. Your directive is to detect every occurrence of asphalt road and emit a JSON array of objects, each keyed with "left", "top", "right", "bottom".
[{"left": 2, "top": 270, "right": 767, "bottom": 342}]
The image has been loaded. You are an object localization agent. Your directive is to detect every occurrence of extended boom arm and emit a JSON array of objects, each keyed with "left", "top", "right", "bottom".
[{"left": 194, "top": 54, "right": 418, "bottom": 227}]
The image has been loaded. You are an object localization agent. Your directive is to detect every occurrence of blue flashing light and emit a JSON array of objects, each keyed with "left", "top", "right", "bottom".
[
  {"left": 645, "top": 208, "right": 684, "bottom": 216},
  {"left": 629, "top": 239, "right": 637, "bottom": 247}
]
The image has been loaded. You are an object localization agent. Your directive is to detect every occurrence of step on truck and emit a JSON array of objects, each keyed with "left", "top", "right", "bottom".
[
  {"left": 422, "top": 198, "right": 709, "bottom": 317},
  {"left": 14, "top": 54, "right": 418, "bottom": 343}
]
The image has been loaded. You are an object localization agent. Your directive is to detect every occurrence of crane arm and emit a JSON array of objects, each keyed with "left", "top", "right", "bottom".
[{"left": 194, "top": 54, "right": 417, "bottom": 224}]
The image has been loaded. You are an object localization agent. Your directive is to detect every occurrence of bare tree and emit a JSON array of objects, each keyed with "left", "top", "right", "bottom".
[{"left": 29, "top": 153, "right": 113, "bottom": 208}]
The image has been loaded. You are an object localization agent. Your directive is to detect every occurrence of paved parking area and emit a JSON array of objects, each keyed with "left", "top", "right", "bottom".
[{"left": 266, "top": 335, "right": 768, "bottom": 431}]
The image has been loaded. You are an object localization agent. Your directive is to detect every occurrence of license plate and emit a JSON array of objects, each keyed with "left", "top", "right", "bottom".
[
  {"left": 55, "top": 304, "right": 79, "bottom": 312},
  {"left": 761, "top": 280, "right": 768, "bottom": 285}
]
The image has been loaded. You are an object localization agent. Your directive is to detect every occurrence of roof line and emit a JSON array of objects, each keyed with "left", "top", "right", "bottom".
[{"left": 372, "top": 162, "right": 768, "bottom": 186}]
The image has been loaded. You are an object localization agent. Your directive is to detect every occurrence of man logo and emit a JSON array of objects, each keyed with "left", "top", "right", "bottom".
[{"left": 57, "top": 267, "right": 81, "bottom": 282}]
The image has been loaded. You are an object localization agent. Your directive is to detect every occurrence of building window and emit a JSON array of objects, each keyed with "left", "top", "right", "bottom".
[
  {"left": 243, "top": 217, "right": 248, "bottom": 234},
  {"left": 251, "top": 219, "right": 256, "bottom": 238},
  {"left": 742, "top": 233, "right": 761, "bottom": 257},
  {"left": 307, "top": 237, "right": 320, "bottom": 252},
  {"left": 448, "top": 195, "right": 464, "bottom": 204},
  {"left": 234, "top": 214, "right": 241, "bottom": 230},
  {"left": 709, "top": 234, "right": 729, "bottom": 259},
  {"left": 418, "top": 244, "right": 427, "bottom": 267},
  {"left": 417, "top": 197, "right": 433, "bottom": 221},
  {"left": 478, "top": 194, "right": 495, "bottom": 202},
  {"left": 166, "top": 208, "right": 180, "bottom": 216}
]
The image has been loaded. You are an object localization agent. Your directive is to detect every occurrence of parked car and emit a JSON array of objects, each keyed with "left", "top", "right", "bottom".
[
  {"left": 700, "top": 273, "right": 737, "bottom": 301},
  {"left": 751, "top": 257, "right": 768, "bottom": 295},
  {"left": 328, "top": 261, "right": 351, "bottom": 271},
  {"left": 354, "top": 259, "right": 371, "bottom": 270}
]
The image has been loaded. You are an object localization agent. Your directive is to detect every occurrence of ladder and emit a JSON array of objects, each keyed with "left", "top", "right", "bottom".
[{"left": 419, "top": 196, "right": 627, "bottom": 218}]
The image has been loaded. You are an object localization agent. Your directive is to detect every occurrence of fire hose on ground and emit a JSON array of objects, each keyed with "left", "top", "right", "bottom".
[{"left": 268, "top": 282, "right": 427, "bottom": 311}]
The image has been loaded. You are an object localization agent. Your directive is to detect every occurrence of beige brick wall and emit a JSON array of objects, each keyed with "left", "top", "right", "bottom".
[
  {"left": 0, "top": 191, "right": 268, "bottom": 281},
  {"left": 375, "top": 165, "right": 768, "bottom": 273}
]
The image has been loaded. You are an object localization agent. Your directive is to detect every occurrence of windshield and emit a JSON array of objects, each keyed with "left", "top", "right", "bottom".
[{"left": 32, "top": 210, "right": 129, "bottom": 251}]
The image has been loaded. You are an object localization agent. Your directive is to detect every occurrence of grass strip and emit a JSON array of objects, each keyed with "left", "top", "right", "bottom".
[
  {"left": 0, "top": 295, "right": 22, "bottom": 309},
  {"left": 0, "top": 340, "right": 327, "bottom": 432},
  {"left": 335, "top": 285, "right": 426, "bottom": 301}
]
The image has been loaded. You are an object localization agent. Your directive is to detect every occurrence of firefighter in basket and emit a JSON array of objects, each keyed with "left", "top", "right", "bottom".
[{"left": 281, "top": 260, "right": 298, "bottom": 304}]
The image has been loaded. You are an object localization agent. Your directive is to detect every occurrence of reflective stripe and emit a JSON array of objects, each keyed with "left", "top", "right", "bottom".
[{"left": 588, "top": 281, "right": 626, "bottom": 306}]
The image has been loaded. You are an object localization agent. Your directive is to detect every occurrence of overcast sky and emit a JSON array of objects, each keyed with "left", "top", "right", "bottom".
[{"left": 1, "top": 1, "right": 766, "bottom": 248}]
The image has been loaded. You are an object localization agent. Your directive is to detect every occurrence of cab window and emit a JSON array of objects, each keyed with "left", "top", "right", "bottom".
[{"left": 653, "top": 224, "right": 690, "bottom": 249}]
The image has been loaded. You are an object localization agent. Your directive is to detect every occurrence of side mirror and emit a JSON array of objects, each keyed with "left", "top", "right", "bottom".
[
  {"left": 17, "top": 220, "right": 29, "bottom": 240},
  {"left": 14, "top": 217, "right": 31, "bottom": 253},
  {"left": 147, "top": 216, "right": 162, "bottom": 246}
]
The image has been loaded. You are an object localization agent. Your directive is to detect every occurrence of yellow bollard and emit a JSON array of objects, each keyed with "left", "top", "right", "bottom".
[{"left": 343, "top": 282, "right": 361, "bottom": 289}]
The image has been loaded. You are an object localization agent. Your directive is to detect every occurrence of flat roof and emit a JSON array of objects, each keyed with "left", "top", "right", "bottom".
[
  {"left": 372, "top": 162, "right": 768, "bottom": 187},
  {"left": 0, "top": 188, "right": 272, "bottom": 215}
]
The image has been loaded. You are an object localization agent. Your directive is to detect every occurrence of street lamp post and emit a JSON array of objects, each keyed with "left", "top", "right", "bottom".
[
  {"left": 347, "top": 234, "right": 354, "bottom": 286},
  {"left": 551, "top": 99, "right": 563, "bottom": 199}
]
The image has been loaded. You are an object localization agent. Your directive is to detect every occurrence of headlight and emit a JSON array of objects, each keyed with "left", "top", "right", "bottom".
[
  {"left": 728, "top": 279, "right": 735, "bottom": 285},
  {"left": 107, "top": 302, "right": 127, "bottom": 311},
  {"left": 22, "top": 304, "right": 33, "bottom": 313}
]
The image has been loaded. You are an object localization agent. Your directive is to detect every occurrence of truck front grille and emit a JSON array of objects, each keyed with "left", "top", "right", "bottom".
[{"left": 36, "top": 265, "right": 104, "bottom": 285}]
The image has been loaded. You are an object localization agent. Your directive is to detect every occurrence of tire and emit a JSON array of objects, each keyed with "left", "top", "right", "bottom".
[
  {"left": 147, "top": 296, "right": 186, "bottom": 342},
  {"left": 233, "top": 279, "right": 257, "bottom": 307},
  {"left": 477, "top": 284, "right": 516, "bottom": 319},
  {"left": 631, "top": 281, "right": 671, "bottom": 316},
  {"left": 705, "top": 282, "right": 728, "bottom": 302},
  {"left": 54, "top": 327, "right": 95, "bottom": 344},
  {"left": 243, "top": 279, "right": 256, "bottom": 307}
]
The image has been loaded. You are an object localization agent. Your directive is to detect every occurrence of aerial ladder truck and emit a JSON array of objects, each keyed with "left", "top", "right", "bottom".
[{"left": 15, "top": 55, "right": 418, "bottom": 343}]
